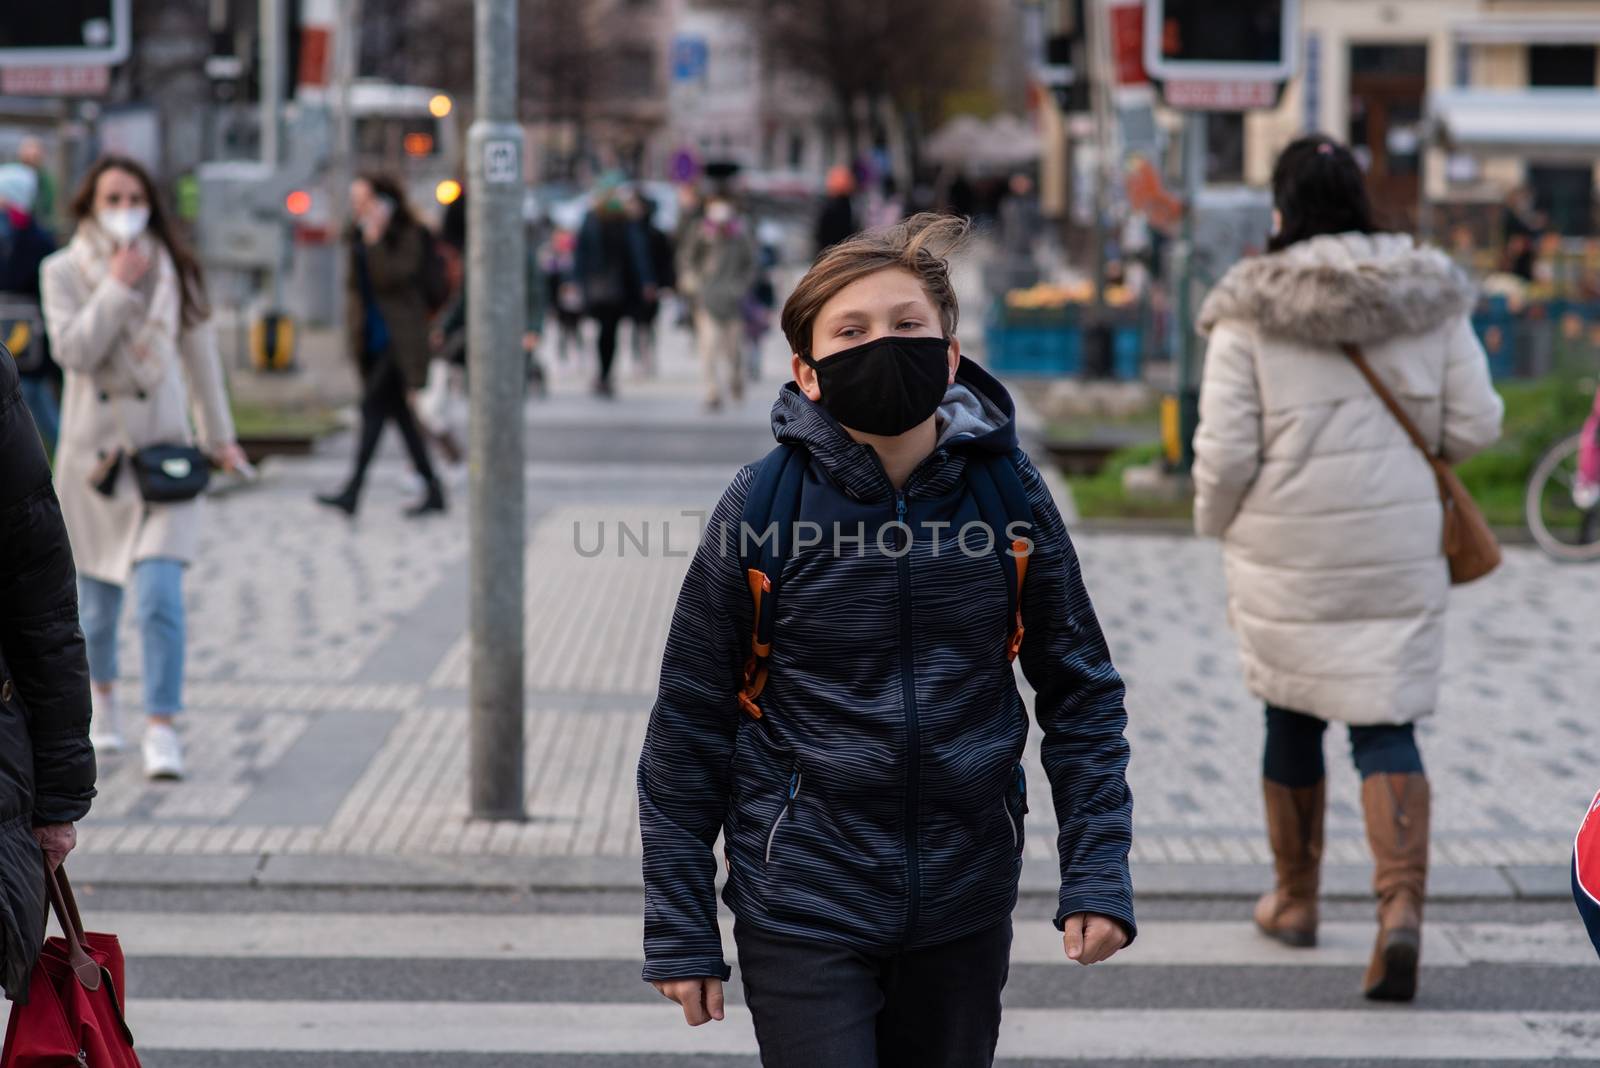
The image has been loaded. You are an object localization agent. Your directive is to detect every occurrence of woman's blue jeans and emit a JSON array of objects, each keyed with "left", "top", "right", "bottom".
[
  {"left": 1263, "top": 705, "right": 1424, "bottom": 788},
  {"left": 78, "top": 558, "right": 186, "bottom": 717}
]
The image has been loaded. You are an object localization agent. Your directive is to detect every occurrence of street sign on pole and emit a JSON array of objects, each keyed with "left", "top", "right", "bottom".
[
  {"left": 467, "top": 0, "right": 528, "bottom": 821},
  {"left": 0, "top": 65, "right": 109, "bottom": 96},
  {"left": 1161, "top": 79, "right": 1281, "bottom": 111}
]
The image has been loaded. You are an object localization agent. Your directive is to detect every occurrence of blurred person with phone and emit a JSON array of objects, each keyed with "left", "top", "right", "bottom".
[
  {"left": 38, "top": 156, "right": 248, "bottom": 781},
  {"left": 316, "top": 173, "right": 445, "bottom": 519}
]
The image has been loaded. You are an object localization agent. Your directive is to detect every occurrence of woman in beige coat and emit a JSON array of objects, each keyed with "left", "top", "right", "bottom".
[
  {"left": 40, "top": 156, "right": 246, "bottom": 782},
  {"left": 1192, "top": 138, "right": 1503, "bottom": 1003}
]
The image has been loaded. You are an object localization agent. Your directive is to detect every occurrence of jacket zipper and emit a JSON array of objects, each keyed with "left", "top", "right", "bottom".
[
  {"left": 860, "top": 444, "right": 938, "bottom": 945},
  {"left": 894, "top": 491, "right": 922, "bottom": 942},
  {"left": 765, "top": 769, "right": 802, "bottom": 864}
]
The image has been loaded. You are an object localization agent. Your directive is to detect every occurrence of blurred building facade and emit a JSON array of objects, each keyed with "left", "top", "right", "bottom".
[{"left": 1240, "top": 0, "right": 1600, "bottom": 233}]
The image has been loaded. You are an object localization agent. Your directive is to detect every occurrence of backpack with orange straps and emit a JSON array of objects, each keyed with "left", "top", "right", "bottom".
[{"left": 734, "top": 443, "right": 1035, "bottom": 720}]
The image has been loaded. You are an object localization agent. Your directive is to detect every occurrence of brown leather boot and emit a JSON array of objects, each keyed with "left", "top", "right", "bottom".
[
  {"left": 1361, "top": 772, "right": 1430, "bottom": 1001},
  {"left": 1254, "top": 779, "right": 1325, "bottom": 948}
]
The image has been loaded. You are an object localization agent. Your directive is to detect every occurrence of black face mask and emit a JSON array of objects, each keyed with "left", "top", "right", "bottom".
[{"left": 800, "top": 335, "right": 952, "bottom": 437}]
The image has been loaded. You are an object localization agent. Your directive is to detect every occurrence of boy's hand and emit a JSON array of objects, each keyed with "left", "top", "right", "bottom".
[
  {"left": 1062, "top": 912, "right": 1127, "bottom": 965},
  {"left": 652, "top": 977, "right": 725, "bottom": 1025}
]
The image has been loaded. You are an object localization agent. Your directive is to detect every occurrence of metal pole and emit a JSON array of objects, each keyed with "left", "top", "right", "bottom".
[
  {"left": 1173, "top": 110, "right": 1208, "bottom": 473},
  {"left": 331, "top": 0, "right": 361, "bottom": 339},
  {"left": 259, "top": 0, "right": 284, "bottom": 308},
  {"left": 467, "top": 0, "right": 527, "bottom": 820}
]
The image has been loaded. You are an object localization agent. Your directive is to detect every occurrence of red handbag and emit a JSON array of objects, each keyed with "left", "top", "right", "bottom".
[{"left": 1, "top": 866, "right": 140, "bottom": 1067}]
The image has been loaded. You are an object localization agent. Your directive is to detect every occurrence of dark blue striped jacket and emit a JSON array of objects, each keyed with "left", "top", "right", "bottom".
[{"left": 639, "top": 359, "right": 1134, "bottom": 982}]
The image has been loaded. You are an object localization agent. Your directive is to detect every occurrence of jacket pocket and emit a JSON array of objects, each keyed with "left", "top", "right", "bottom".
[
  {"left": 1005, "top": 764, "right": 1028, "bottom": 856},
  {"left": 763, "top": 767, "right": 802, "bottom": 865}
]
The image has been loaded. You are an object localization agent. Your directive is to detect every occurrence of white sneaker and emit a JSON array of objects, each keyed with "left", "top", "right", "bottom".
[
  {"left": 89, "top": 688, "right": 124, "bottom": 754},
  {"left": 142, "top": 723, "right": 185, "bottom": 781}
]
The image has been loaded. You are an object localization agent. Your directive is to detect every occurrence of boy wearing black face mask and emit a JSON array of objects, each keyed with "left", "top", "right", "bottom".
[{"left": 639, "top": 214, "right": 1135, "bottom": 1065}]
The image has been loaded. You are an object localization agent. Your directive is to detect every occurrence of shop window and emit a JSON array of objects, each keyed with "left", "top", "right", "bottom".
[
  {"left": 1529, "top": 45, "right": 1597, "bottom": 88},
  {"left": 1529, "top": 164, "right": 1595, "bottom": 236}
]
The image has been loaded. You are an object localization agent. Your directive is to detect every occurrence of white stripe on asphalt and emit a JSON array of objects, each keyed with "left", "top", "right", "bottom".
[
  {"left": 125, "top": 1001, "right": 1600, "bottom": 1058},
  {"left": 72, "top": 912, "right": 1596, "bottom": 967}
]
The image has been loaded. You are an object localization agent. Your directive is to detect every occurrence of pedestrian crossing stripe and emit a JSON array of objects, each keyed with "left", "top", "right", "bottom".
[
  {"left": 64, "top": 912, "right": 1600, "bottom": 968},
  {"left": 118, "top": 1001, "right": 1600, "bottom": 1059}
]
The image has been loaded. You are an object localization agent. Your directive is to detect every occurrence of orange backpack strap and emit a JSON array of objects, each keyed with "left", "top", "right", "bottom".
[
  {"left": 964, "top": 452, "right": 1036, "bottom": 663},
  {"left": 736, "top": 445, "right": 807, "bottom": 719}
]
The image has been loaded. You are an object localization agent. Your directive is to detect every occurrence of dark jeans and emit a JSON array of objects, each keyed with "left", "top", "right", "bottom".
[
  {"left": 591, "top": 306, "right": 625, "bottom": 384},
  {"left": 733, "top": 918, "right": 1011, "bottom": 1068},
  {"left": 345, "top": 357, "right": 437, "bottom": 497},
  {"left": 1263, "top": 705, "right": 1425, "bottom": 787}
]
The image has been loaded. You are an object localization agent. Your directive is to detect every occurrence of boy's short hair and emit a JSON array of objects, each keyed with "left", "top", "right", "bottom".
[{"left": 782, "top": 212, "right": 970, "bottom": 359}]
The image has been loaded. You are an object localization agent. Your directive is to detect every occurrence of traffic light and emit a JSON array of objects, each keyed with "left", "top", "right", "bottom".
[
  {"left": 1143, "top": 0, "right": 1298, "bottom": 82},
  {"left": 0, "top": 1, "right": 131, "bottom": 66}
]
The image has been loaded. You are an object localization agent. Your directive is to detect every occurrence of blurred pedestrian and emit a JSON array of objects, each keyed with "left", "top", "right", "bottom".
[
  {"left": 575, "top": 179, "right": 655, "bottom": 397},
  {"left": 317, "top": 173, "right": 445, "bottom": 519},
  {"left": 0, "top": 338, "right": 96, "bottom": 998},
  {"left": 1192, "top": 136, "right": 1504, "bottom": 1003},
  {"left": 429, "top": 210, "right": 550, "bottom": 435},
  {"left": 17, "top": 137, "right": 56, "bottom": 229},
  {"left": 680, "top": 196, "right": 757, "bottom": 411},
  {"left": 741, "top": 235, "right": 777, "bottom": 383},
  {"left": 628, "top": 192, "right": 675, "bottom": 378},
  {"left": 1500, "top": 185, "right": 1543, "bottom": 282},
  {"left": 40, "top": 155, "right": 248, "bottom": 780},
  {"left": 0, "top": 163, "right": 60, "bottom": 450},
  {"left": 813, "top": 165, "right": 858, "bottom": 255},
  {"left": 868, "top": 175, "right": 906, "bottom": 231},
  {"left": 543, "top": 228, "right": 584, "bottom": 369}
]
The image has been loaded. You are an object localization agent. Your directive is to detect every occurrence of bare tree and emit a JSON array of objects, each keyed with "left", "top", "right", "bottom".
[{"left": 752, "top": 0, "right": 994, "bottom": 168}]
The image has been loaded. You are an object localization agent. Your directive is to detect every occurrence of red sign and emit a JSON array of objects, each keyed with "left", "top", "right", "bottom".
[
  {"left": 0, "top": 65, "right": 109, "bottom": 97},
  {"left": 1109, "top": 1, "right": 1148, "bottom": 87},
  {"left": 1578, "top": 788, "right": 1600, "bottom": 906},
  {"left": 1162, "top": 79, "right": 1280, "bottom": 111}
]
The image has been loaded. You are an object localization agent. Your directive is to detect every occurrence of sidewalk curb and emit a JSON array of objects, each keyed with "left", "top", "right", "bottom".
[{"left": 68, "top": 855, "right": 1573, "bottom": 902}]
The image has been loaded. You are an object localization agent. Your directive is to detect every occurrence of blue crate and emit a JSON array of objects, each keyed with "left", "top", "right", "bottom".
[
  {"left": 1112, "top": 324, "right": 1142, "bottom": 381},
  {"left": 984, "top": 321, "right": 1081, "bottom": 376}
]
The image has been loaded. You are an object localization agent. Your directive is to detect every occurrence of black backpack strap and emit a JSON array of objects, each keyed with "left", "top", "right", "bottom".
[
  {"left": 736, "top": 444, "right": 805, "bottom": 718},
  {"left": 965, "top": 450, "right": 1036, "bottom": 662}
]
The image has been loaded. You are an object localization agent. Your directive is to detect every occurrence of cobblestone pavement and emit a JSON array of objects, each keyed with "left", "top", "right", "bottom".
[{"left": 73, "top": 319, "right": 1600, "bottom": 888}]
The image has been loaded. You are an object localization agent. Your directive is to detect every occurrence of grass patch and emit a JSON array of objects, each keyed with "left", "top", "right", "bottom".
[
  {"left": 1457, "top": 374, "right": 1595, "bottom": 527},
  {"left": 231, "top": 402, "right": 342, "bottom": 440},
  {"left": 1059, "top": 374, "right": 1596, "bottom": 527},
  {"left": 1066, "top": 442, "right": 1193, "bottom": 521}
]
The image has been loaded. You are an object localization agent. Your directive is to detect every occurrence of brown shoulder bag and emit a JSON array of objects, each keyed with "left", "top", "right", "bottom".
[{"left": 1340, "top": 343, "right": 1500, "bottom": 584}]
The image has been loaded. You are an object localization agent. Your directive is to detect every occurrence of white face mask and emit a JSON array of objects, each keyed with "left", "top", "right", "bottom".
[
  {"left": 97, "top": 205, "right": 150, "bottom": 245},
  {"left": 706, "top": 202, "right": 734, "bottom": 225}
]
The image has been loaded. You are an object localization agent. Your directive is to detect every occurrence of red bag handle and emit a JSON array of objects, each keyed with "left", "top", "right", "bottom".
[{"left": 47, "top": 866, "right": 101, "bottom": 991}]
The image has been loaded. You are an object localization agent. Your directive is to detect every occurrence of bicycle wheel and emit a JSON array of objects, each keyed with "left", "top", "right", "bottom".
[{"left": 1525, "top": 432, "right": 1600, "bottom": 562}]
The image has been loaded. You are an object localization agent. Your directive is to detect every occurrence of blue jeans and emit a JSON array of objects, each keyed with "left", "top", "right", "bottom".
[
  {"left": 18, "top": 376, "right": 59, "bottom": 453},
  {"left": 78, "top": 559, "right": 186, "bottom": 716},
  {"left": 1263, "top": 705, "right": 1424, "bottom": 787}
]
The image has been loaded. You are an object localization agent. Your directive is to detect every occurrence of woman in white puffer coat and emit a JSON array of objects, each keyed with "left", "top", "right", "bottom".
[{"left": 1192, "top": 136, "right": 1503, "bottom": 1004}]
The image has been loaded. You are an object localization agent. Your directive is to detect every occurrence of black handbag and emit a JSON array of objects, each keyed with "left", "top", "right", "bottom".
[
  {"left": 92, "top": 444, "right": 211, "bottom": 503},
  {"left": 129, "top": 444, "right": 211, "bottom": 502}
]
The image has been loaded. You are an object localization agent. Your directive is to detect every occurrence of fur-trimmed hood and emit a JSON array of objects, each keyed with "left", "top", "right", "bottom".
[{"left": 1198, "top": 232, "right": 1476, "bottom": 345}]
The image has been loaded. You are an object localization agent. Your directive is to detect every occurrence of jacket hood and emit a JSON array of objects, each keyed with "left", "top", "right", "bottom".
[
  {"left": 770, "top": 356, "right": 1019, "bottom": 501},
  {"left": 1198, "top": 232, "right": 1476, "bottom": 345}
]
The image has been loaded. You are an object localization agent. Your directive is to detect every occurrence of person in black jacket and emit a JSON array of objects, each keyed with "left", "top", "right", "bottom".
[
  {"left": 813, "top": 165, "right": 859, "bottom": 256},
  {"left": 575, "top": 182, "right": 655, "bottom": 397},
  {"left": 0, "top": 341, "right": 97, "bottom": 1002},
  {"left": 0, "top": 164, "right": 59, "bottom": 451},
  {"left": 638, "top": 215, "right": 1134, "bottom": 1063}
]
